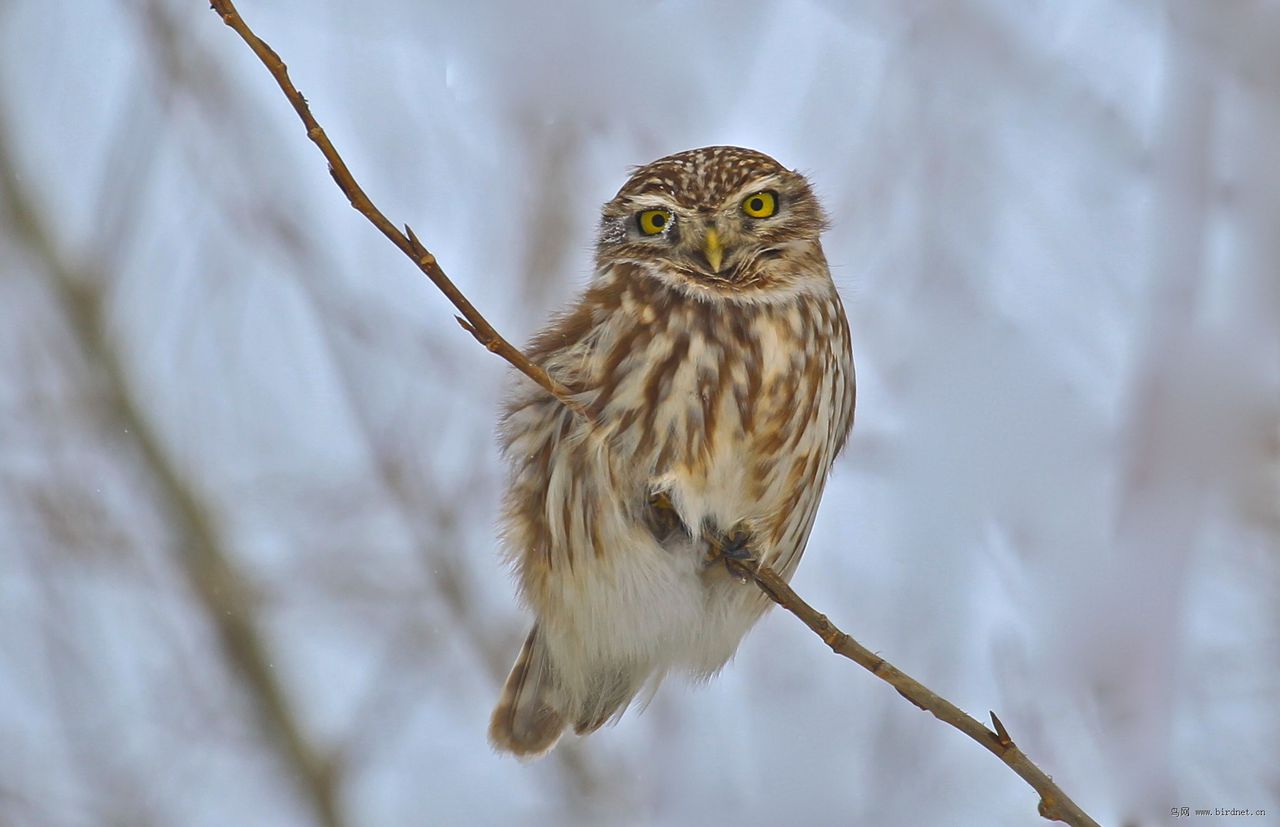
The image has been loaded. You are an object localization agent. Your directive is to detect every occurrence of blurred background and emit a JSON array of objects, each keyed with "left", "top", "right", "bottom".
[{"left": 1, "top": 1, "right": 1276, "bottom": 825}]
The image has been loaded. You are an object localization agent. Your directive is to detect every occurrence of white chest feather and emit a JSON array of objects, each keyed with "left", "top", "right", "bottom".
[{"left": 649, "top": 309, "right": 802, "bottom": 541}]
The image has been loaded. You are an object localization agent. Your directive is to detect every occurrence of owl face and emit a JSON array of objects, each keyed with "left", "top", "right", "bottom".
[{"left": 596, "top": 146, "right": 828, "bottom": 297}]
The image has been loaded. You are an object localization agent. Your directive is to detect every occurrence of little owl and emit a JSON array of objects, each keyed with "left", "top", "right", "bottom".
[{"left": 490, "top": 146, "right": 855, "bottom": 756}]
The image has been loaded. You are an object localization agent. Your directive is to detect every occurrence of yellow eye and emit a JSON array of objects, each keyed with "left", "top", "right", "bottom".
[
  {"left": 637, "top": 209, "right": 673, "bottom": 236},
  {"left": 742, "top": 190, "right": 777, "bottom": 218}
]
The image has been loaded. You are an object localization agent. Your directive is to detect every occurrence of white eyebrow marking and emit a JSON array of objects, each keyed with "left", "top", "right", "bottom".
[
  {"left": 722, "top": 173, "right": 788, "bottom": 206},
  {"left": 626, "top": 193, "right": 682, "bottom": 209}
]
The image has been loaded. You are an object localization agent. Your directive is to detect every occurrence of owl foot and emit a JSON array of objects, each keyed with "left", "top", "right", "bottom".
[
  {"left": 719, "top": 530, "right": 754, "bottom": 561},
  {"left": 706, "top": 528, "right": 755, "bottom": 583},
  {"left": 644, "top": 490, "right": 689, "bottom": 543}
]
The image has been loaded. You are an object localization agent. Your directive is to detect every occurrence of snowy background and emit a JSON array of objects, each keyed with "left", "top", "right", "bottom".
[{"left": 1, "top": 1, "right": 1276, "bottom": 825}]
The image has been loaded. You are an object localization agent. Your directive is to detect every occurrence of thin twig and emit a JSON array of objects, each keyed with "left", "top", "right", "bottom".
[
  {"left": 134, "top": 0, "right": 614, "bottom": 801},
  {"left": 207, "top": 0, "right": 584, "bottom": 418},
  {"left": 205, "top": 2, "right": 1100, "bottom": 824},
  {"left": 724, "top": 558, "right": 1100, "bottom": 826}
]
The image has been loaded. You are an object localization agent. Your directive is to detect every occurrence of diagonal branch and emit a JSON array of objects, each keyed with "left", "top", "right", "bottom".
[
  {"left": 205, "top": 2, "right": 1100, "bottom": 824},
  {"left": 207, "top": 0, "right": 584, "bottom": 418},
  {"left": 724, "top": 559, "right": 1100, "bottom": 827}
]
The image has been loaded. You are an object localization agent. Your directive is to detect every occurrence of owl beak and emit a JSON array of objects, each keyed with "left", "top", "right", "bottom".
[{"left": 702, "top": 228, "right": 724, "bottom": 273}]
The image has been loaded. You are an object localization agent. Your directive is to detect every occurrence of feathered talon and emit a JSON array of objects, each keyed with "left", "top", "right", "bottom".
[
  {"left": 705, "top": 528, "right": 755, "bottom": 583},
  {"left": 720, "top": 530, "right": 754, "bottom": 561}
]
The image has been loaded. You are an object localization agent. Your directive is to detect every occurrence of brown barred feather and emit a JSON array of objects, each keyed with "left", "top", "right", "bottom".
[
  {"left": 488, "top": 626, "right": 566, "bottom": 757},
  {"left": 490, "top": 146, "right": 854, "bottom": 756}
]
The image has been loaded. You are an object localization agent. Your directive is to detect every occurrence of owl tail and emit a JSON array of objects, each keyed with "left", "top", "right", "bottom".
[{"left": 489, "top": 625, "right": 567, "bottom": 757}]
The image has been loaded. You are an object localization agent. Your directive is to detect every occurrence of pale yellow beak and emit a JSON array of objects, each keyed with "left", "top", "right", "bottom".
[{"left": 702, "top": 228, "right": 724, "bottom": 273}]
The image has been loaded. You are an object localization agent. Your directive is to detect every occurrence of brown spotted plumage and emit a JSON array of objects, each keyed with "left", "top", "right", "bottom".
[{"left": 489, "top": 146, "right": 855, "bottom": 756}]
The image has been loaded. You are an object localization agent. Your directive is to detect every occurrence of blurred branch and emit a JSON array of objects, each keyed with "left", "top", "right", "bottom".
[
  {"left": 0, "top": 119, "right": 345, "bottom": 827},
  {"left": 128, "top": 0, "right": 614, "bottom": 803},
  {"left": 206, "top": 2, "right": 1099, "bottom": 824},
  {"left": 31, "top": 541, "right": 158, "bottom": 827}
]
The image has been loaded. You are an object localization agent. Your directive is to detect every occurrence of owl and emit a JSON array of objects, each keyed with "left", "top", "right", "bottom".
[{"left": 490, "top": 146, "right": 855, "bottom": 756}]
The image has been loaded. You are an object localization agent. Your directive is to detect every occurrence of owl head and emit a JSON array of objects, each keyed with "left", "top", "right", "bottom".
[{"left": 596, "top": 146, "right": 829, "bottom": 298}]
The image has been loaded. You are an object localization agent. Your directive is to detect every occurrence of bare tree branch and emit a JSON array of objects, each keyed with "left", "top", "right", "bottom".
[
  {"left": 722, "top": 559, "right": 1100, "bottom": 827},
  {"left": 207, "top": 0, "right": 583, "bottom": 417},
  {"left": 127, "top": 0, "right": 616, "bottom": 804},
  {"left": 205, "top": 1, "right": 1101, "bottom": 824}
]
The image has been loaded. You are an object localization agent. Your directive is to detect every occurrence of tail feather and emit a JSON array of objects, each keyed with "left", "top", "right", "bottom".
[
  {"left": 489, "top": 626, "right": 566, "bottom": 757},
  {"left": 571, "top": 672, "right": 636, "bottom": 736}
]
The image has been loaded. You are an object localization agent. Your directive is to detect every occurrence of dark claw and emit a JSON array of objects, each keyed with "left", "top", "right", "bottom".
[
  {"left": 708, "top": 529, "right": 755, "bottom": 584},
  {"left": 720, "top": 530, "right": 754, "bottom": 561},
  {"left": 716, "top": 535, "right": 752, "bottom": 586}
]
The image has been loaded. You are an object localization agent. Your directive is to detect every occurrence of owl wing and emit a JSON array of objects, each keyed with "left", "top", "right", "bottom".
[{"left": 766, "top": 307, "right": 855, "bottom": 579}]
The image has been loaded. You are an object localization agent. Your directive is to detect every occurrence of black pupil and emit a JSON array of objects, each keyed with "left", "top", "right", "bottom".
[
  {"left": 651, "top": 213, "right": 665, "bottom": 227},
  {"left": 750, "top": 197, "right": 764, "bottom": 212}
]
